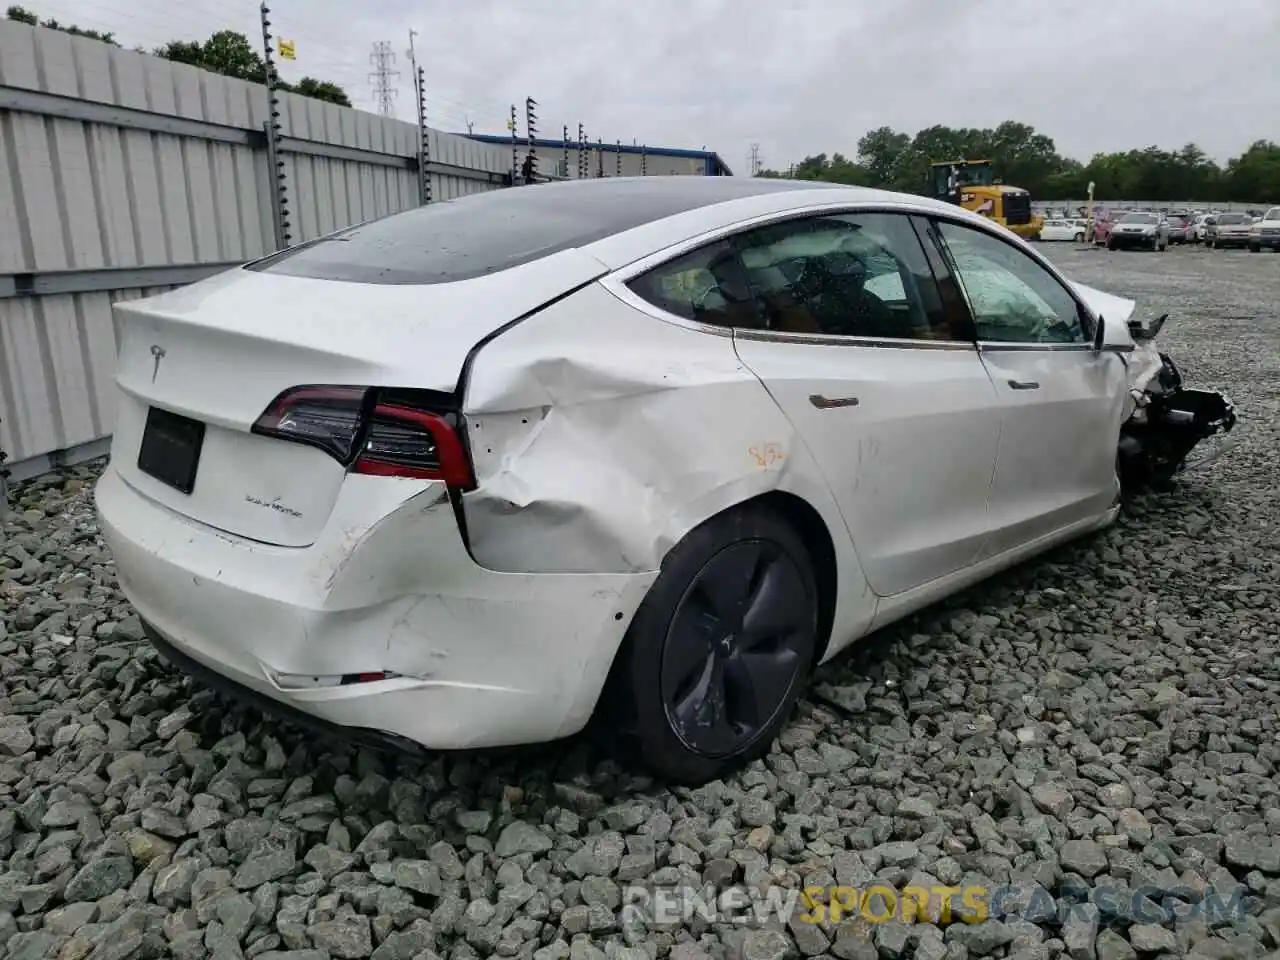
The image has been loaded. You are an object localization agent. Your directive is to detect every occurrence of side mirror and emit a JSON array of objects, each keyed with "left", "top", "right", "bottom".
[{"left": 1093, "top": 313, "right": 1106, "bottom": 353}]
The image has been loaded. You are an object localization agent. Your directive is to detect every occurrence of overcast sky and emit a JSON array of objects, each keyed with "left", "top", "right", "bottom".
[{"left": 20, "top": 0, "right": 1280, "bottom": 173}]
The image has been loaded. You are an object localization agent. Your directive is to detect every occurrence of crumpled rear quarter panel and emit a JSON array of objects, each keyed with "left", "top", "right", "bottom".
[{"left": 460, "top": 283, "right": 861, "bottom": 591}]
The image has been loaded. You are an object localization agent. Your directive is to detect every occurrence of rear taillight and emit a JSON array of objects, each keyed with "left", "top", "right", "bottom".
[
  {"left": 253, "top": 385, "right": 475, "bottom": 490},
  {"left": 354, "top": 402, "right": 474, "bottom": 488}
]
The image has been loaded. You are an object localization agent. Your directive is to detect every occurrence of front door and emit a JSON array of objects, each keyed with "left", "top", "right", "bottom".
[
  {"left": 931, "top": 218, "right": 1127, "bottom": 557},
  {"left": 722, "top": 210, "right": 1003, "bottom": 598}
]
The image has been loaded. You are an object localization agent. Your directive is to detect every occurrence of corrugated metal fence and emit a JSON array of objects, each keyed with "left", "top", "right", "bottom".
[{"left": 0, "top": 18, "right": 513, "bottom": 488}]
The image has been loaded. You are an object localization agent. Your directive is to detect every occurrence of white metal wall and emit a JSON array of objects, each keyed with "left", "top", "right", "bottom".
[{"left": 0, "top": 19, "right": 510, "bottom": 479}]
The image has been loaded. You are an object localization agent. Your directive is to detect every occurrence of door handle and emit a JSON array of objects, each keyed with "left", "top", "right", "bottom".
[
  {"left": 1008, "top": 379, "right": 1040, "bottom": 390},
  {"left": 809, "top": 394, "right": 860, "bottom": 409}
]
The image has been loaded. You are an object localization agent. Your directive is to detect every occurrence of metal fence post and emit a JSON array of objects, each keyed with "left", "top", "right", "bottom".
[
  {"left": 417, "top": 67, "right": 430, "bottom": 204},
  {"left": 509, "top": 104, "right": 517, "bottom": 184},
  {"left": 525, "top": 97, "right": 538, "bottom": 183},
  {"left": 260, "top": 2, "right": 291, "bottom": 248}
]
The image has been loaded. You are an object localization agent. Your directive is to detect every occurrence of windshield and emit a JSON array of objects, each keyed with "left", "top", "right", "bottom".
[
  {"left": 1218, "top": 214, "right": 1247, "bottom": 225},
  {"left": 1266, "top": 208, "right": 1280, "bottom": 221},
  {"left": 1119, "top": 213, "right": 1157, "bottom": 224}
]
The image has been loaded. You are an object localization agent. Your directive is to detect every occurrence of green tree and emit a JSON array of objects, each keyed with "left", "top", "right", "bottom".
[
  {"left": 764, "top": 121, "right": 1280, "bottom": 204},
  {"left": 154, "top": 30, "right": 352, "bottom": 108},
  {"left": 293, "top": 77, "right": 351, "bottom": 108},
  {"left": 6, "top": 4, "right": 118, "bottom": 44}
]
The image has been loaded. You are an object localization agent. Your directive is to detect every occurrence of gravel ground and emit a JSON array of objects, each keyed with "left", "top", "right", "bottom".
[{"left": 2, "top": 244, "right": 1278, "bottom": 960}]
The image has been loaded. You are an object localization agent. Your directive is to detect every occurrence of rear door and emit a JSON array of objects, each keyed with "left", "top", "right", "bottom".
[
  {"left": 714, "top": 210, "right": 1002, "bottom": 597},
  {"left": 930, "top": 218, "right": 1126, "bottom": 558}
]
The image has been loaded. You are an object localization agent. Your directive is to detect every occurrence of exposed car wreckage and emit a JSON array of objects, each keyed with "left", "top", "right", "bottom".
[{"left": 1076, "top": 283, "right": 1237, "bottom": 491}]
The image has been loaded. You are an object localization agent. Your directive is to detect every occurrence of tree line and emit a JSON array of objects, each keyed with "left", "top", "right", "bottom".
[
  {"left": 6, "top": 5, "right": 352, "bottom": 107},
  {"left": 759, "top": 121, "right": 1280, "bottom": 204}
]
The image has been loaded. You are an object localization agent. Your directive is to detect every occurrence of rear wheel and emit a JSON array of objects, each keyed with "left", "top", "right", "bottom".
[
  {"left": 604, "top": 504, "right": 819, "bottom": 783},
  {"left": 1249, "top": 243, "right": 1260, "bottom": 253}
]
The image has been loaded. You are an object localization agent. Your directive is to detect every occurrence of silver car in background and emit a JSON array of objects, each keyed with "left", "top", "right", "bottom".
[
  {"left": 1106, "top": 212, "right": 1169, "bottom": 251},
  {"left": 1164, "top": 214, "right": 1189, "bottom": 244},
  {"left": 1206, "top": 213, "right": 1253, "bottom": 249}
]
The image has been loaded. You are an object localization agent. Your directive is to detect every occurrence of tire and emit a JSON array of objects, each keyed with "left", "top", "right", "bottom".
[
  {"left": 603, "top": 503, "right": 819, "bottom": 783},
  {"left": 1249, "top": 244, "right": 1260, "bottom": 253},
  {"left": 1107, "top": 239, "right": 1116, "bottom": 251},
  {"left": 1210, "top": 239, "right": 1218, "bottom": 249},
  {"left": 1075, "top": 232, "right": 1085, "bottom": 243}
]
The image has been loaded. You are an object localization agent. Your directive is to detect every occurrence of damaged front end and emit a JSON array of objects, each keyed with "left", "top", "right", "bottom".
[{"left": 1118, "top": 313, "right": 1237, "bottom": 490}]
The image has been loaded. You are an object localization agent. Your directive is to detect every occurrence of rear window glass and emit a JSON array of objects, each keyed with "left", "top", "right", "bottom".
[{"left": 247, "top": 178, "right": 833, "bottom": 285}]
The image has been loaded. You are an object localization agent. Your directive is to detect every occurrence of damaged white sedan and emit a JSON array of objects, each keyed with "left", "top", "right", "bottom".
[{"left": 95, "top": 177, "right": 1235, "bottom": 782}]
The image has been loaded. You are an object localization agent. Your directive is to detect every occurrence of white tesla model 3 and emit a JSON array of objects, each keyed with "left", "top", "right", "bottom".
[{"left": 96, "top": 176, "right": 1142, "bottom": 783}]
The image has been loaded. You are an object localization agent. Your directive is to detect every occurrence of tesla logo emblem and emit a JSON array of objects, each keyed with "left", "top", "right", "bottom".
[{"left": 149, "top": 345, "right": 166, "bottom": 383}]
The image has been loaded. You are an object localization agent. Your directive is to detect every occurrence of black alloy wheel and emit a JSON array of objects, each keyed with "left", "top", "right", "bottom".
[
  {"left": 603, "top": 504, "right": 819, "bottom": 783},
  {"left": 661, "top": 539, "right": 810, "bottom": 758}
]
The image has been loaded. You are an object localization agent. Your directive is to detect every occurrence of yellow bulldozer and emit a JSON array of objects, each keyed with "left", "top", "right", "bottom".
[{"left": 929, "top": 160, "right": 1044, "bottom": 240}]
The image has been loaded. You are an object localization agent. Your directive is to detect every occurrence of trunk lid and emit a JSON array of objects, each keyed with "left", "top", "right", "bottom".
[{"left": 110, "top": 249, "right": 608, "bottom": 547}]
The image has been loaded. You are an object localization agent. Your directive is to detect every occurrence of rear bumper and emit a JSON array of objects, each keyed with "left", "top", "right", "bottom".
[
  {"left": 95, "top": 465, "right": 657, "bottom": 749},
  {"left": 144, "top": 624, "right": 432, "bottom": 756}
]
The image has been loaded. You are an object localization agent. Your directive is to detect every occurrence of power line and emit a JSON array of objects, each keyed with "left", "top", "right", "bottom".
[{"left": 368, "top": 41, "right": 399, "bottom": 117}]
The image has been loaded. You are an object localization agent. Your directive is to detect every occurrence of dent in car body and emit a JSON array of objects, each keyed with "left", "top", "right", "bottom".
[{"left": 460, "top": 283, "right": 879, "bottom": 660}]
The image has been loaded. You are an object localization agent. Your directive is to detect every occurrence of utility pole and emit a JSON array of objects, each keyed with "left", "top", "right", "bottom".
[
  {"left": 577, "top": 123, "right": 586, "bottom": 180},
  {"left": 407, "top": 29, "right": 429, "bottom": 204},
  {"left": 596, "top": 138, "right": 604, "bottom": 177},
  {"left": 640, "top": 144, "right": 647, "bottom": 176},
  {"left": 616, "top": 139, "right": 622, "bottom": 176},
  {"left": 524, "top": 97, "right": 538, "bottom": 183},
  {"left": 369, "top": 41, "right": 399, "bottom": 117},
  {"left": 750, "top": 143, "right": 761, "bottom": 176},
  {"left": 562, "top": 125, "right": 569, "bottom": 179},
  {"left": 259, "top": 2, "right": 290, "bottom": 248}
]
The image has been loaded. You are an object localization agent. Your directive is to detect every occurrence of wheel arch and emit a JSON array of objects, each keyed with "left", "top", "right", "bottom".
[
  {"left": 593, "top": 486, "right": 842, "bottom": 744},
  {"left": 739, "top": 489, "right": 838, "bottom": 665}
]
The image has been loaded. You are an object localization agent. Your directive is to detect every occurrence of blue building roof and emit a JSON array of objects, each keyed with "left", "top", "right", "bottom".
[{"left": 462, "top": 133, "right": 734, "bottom": 176}]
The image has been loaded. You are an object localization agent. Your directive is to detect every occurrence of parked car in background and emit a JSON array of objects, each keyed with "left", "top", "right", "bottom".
[
  {"left": 1165, "top": 215, "right": 1189, "bottom": 244},
  {"left": 1248, "top": 206, "right": 1280, "bottom": 252},
  {"left": 1107, "top": 212, "right": 1169, "bottom": 251},
  {"left": 1189, "top": 213, "right": 1213, "bottom": 243},
  {"left": 90, "top": 176, "right": 1237, "bottom": 782},
  {"left": 1091, "top": 211, "right": 1120, "bottom": 246},
  {"left": 1039, "top": 218, "right": 1086, "bottom": 241},
  {"left": 1206, "top": 212, "right": 1253, "bottom": 248}
]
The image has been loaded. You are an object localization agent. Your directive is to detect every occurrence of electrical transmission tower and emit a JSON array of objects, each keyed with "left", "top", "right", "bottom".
[
  {"left": 369, "top": 41, "right": 399, "bottom": 117},
  {"left": 750, "top": 143, "right": 761, "bottom": 176}
]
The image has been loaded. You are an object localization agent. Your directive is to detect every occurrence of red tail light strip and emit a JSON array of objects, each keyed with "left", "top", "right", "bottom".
[{"left": 353, "top": 402, "right": 476, "bottom": 489}]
